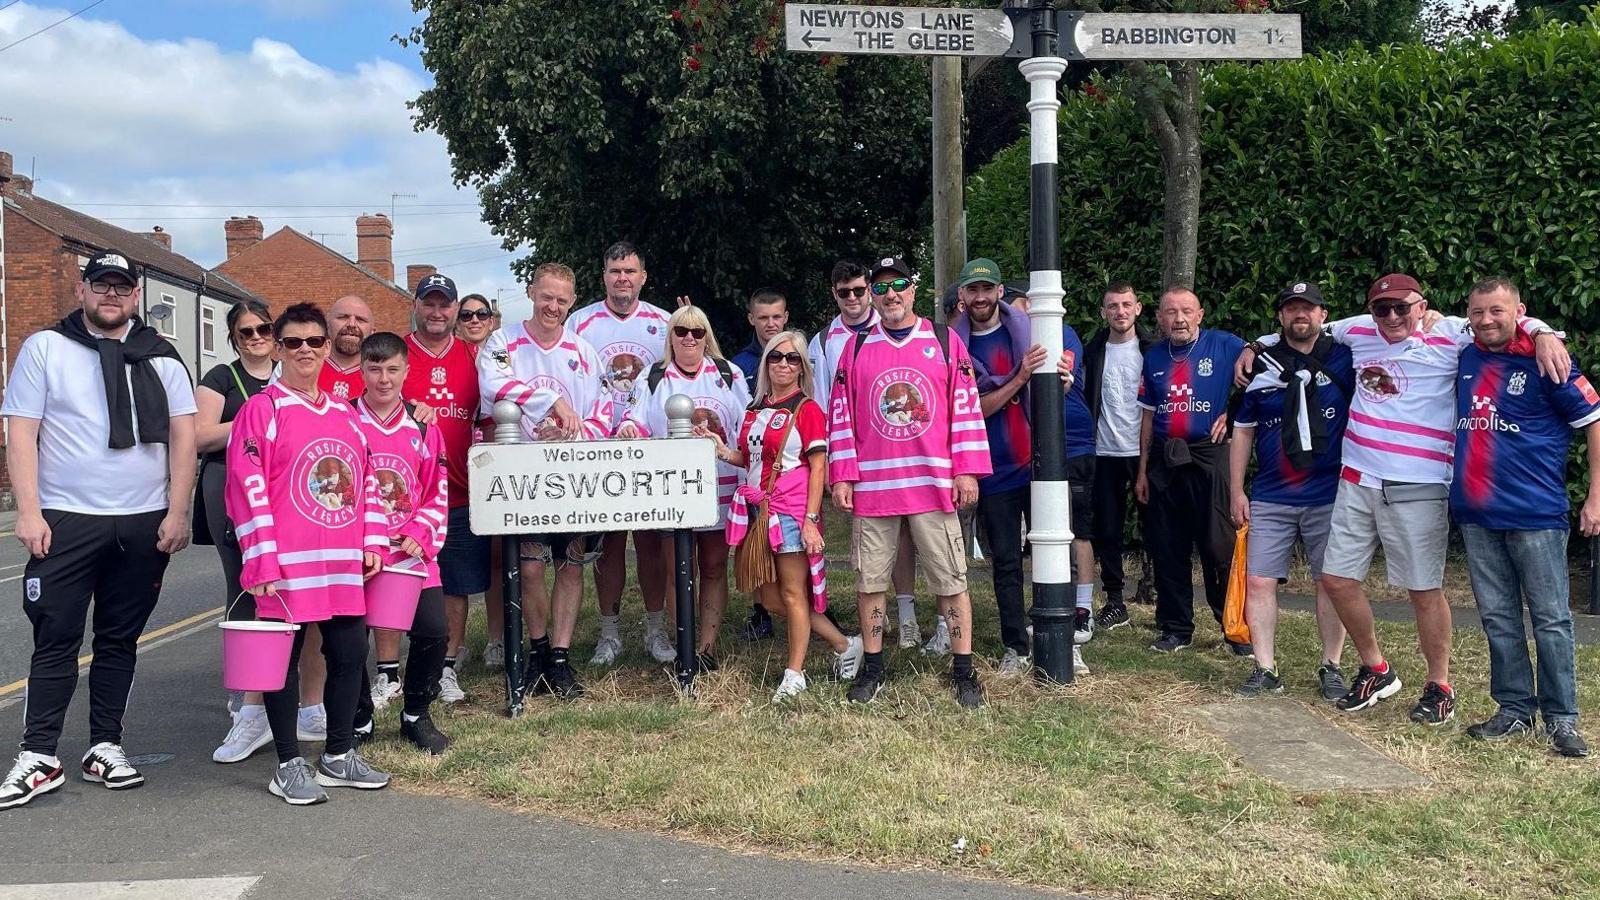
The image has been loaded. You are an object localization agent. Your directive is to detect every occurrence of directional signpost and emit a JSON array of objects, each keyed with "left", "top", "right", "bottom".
[{"left": 785, "top": 2, "right": 1301, "bottom": 684}]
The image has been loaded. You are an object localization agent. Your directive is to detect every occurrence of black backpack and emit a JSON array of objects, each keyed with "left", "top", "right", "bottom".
[{"left": 646, "top": 357, "right": 737, "bottom": 393}]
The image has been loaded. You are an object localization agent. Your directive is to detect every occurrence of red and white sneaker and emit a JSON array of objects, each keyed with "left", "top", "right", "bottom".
[
  {"left": 0, "top": 752, "right": 65, "bottom": 809},
  {"left": 80, "top": 743, "right": 144, "bottom": 790}
]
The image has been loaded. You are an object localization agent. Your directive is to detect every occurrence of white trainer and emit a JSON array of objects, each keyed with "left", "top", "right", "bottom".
[
  {"left": 482, "top": 640, "right": 505, "bottom": 669},
  {"left": 213, "top": 707, "right": 271, "bottom": 764},
  {"left": 590, "top": 635, "right": 623, "bottom": 666},
  {"left": 897, "top": 616, "right": 921, "bottom": 649},
  {"left": 1073, "top": 645, "right": 1090, "bottom": 677},
  {"left": 369, "top": 672, "right": 402, "bottom": 712},
  {"left": 922, "top": 617, "right": 951, "bottom": 656},
  {"left": 772, "top": 669, "right": 808, "bottom": 703},
  {"left": 646, "top": 630, "right": 676, "bottom": 664},
  {"left": 296, "top": 705, "right": 327, "bottom": 742},
  {"left": 437, "top": 666, "right": 466, "bottom": 704},
  {"left": 833, "top": 634, "right": 864, "bottom": 680},
  {"left": 998, "top": 649, "right": 1031, "bottom": 677}
]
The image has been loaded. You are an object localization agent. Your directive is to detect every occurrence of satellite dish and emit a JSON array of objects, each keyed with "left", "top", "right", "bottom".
[{"left": 147, "top": 303, "right": 173, "bottom": 322}]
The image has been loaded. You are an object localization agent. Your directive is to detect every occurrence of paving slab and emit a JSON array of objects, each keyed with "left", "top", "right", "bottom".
[
  {"left": 0, "top": 877, "right": 260, "bottom": 899},
  {"left": 1193, "top": 698, "right": 1431, "bottom": 792}
]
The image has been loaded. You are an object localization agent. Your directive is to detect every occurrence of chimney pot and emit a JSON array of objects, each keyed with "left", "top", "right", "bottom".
[
  {"left": 143, "top": 225, "right": 172, "bottom": 251},
  {"left": 356, "top": 213, "right": 395, "bottom": 283},
  {"left": 224, "top": 215, "right": 263, "bottom": 259}
]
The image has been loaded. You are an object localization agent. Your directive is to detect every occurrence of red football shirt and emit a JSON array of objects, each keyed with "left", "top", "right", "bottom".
[
  {"left": 319, "top": 359, "right": 365, "bottom": 401},
  {"left": 403, "top": 333, "right": 481, "bottom": 508}
]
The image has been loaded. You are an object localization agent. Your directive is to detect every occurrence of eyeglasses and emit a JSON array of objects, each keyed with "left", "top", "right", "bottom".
[
  {"left": 870, "top": 278, "right": 912, "bottom": 296},
  {"left": 278, "top": 336, "right": 329, "bottom": 350},
  {"left": 459, "top": 309, "right": 494, "bottom": 322},
  {"left": 1370, "top": 300, "right": 1415, "bottom": 320},
  {"left": 834, "top": 286, "right": 867, "bottom": 300},
  {"left": 672, "top": 325, "right": 707, "bottom": 340},
  {"left": 236, "top": 324, "right": 272, "bottom": 340},
  {"left": 88, "top": 281, "right": 134, "bottom": 297},
  {"left": 766, "top": 351, "right": 804, "bottom": 366}
]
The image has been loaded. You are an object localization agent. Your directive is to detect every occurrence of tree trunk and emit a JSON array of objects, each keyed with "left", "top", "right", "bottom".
[{"left": 1130, "top": 60, "right": 1204, "bottom": 292}]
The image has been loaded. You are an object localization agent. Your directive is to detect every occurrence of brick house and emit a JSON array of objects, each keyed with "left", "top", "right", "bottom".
[{"left": 214, "top": 213, "right": 440, "bottom": 336}]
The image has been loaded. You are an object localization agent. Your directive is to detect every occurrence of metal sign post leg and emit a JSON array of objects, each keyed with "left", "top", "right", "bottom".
[
  {"left": 502, "top": 533, "right": 525, "bottom": 717},
  {"left": 674, "top": 529, "right": 698, "bottom": 695}
]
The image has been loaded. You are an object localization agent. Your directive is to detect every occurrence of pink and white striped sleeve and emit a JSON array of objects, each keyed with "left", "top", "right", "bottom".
[
  {"left": 827, "top": 358, "right": 860, "bottom": 484},
  {"left": 398, "top": 424, "right": 449, "bottom": 561},
  {"left": 224, "top": 394, "right": 282, "bottom": 592}
]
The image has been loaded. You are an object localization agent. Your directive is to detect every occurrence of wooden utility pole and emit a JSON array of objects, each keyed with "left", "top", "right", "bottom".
[{"left": 930, "top": 55, "right": 965, "bottom": 323}]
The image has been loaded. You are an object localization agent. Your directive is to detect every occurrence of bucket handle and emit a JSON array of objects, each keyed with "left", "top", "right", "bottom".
[{"left": 225, "top": 589, "right": 294, "bottom": 625}]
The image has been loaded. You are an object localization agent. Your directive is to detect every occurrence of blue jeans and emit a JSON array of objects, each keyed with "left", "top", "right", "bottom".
[{"left": 1460, "top": 525, "right": 1578, "bottom": 725}]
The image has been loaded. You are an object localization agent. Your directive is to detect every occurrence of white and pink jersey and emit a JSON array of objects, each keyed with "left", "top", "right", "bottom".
[
  {"left": 828, "top": 318, "right": 992, "bottom": 516},
  {"left": 354, "top": 398, "right": 449, "bottom": 589},
  {"left": 625, "top": 358, "right": 752, "bottom": 527},
  {"left": 806, "top": 309, "right": 879, "bottom": 405},
  {"left": 225, "top": 383, "right": 388, "bottom": 623},
  {"left": 477, "top": 321, "right": 616, "bottom": 441},
  {"left": 571, "top": 299, "right": 672, "bottom": 426}
]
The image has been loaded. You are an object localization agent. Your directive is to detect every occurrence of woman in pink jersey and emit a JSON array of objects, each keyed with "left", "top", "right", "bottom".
[
  {"left": 702, "top": 330, "right": 864, "bottom": 701},
  {"left": 624, "top": 305, "right": 750, "bottom": 671},
  {"left": 225, "top": 303, "right": 389, "bottom": 806}
]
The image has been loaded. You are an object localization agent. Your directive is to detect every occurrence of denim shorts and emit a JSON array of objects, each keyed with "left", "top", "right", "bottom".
[
  {"left": 438, "top": 505, "right": 491, "bottom": 596},
  {"left": 775, "top": 513, "right": 804, "bottom": 554}
]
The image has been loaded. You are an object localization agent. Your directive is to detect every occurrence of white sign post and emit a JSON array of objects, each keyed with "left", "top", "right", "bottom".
[
  {"left": 467, "top": 437, "right": 718, "bottom": 536},
  {"left": 785, "top": 3, "right": 1015, "bottom": 57}
]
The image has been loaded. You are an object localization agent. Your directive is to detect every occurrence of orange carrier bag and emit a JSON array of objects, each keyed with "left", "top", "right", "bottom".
[{"left": 1222, "top": 524, "right": 1251, "bottom": 645}]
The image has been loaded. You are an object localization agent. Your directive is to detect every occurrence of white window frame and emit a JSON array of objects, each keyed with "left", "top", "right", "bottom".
[
  {"left": 201, "top": 304, "right": 217, "bottom": 355},
  {"left": 154, "top": 293, "right": 178, "bottom": 338}
]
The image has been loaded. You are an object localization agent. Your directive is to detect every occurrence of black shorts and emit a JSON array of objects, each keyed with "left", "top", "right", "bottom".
[
  {"left": 519, "top": 532, "right": 604, "bottom": 567},
  {"left": 1066, "top": 454, "right": 1095, "bottom": 540}
]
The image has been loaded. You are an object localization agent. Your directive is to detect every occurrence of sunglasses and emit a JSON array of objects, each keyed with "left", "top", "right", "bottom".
[
  {"left": 870, "top": 278, "right": 912, "bottom": 296},
  {"left": 766, "top": 351, "right": 804, "bottom": 366},
  {"left": 458, "top": 309, "right": 494, "bottom": 322},
  {"left": 834, "top": 286, "right": 867, "bottom": 300},
  {"left": 1370, "top": 300, "right": 1416, "bottom": 320},
  {"left": 278, "top": 336, "right": 329, "bottom": 350},
  {"left": 88, "top": 281, "right": 134, "bottom": 297},
  {"left": 672, "top": 325, "right": 707, "bottom": 340},
  {"left": 236, "top": 324, "right": 272, "bottom": 340}
]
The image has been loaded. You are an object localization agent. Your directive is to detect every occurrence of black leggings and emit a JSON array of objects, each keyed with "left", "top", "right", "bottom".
[
  {"left": 357, "top": 586, "right": 449, "bottom": 721},
  {"left": 265, "top": 613, "right": 366, "bottom": 763}
]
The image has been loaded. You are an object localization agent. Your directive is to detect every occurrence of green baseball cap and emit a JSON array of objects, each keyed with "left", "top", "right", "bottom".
[{"left": 958, "top": 258, "right": 1002, "bottom": 288}]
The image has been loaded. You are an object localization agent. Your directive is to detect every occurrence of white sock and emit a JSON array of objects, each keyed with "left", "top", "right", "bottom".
[
  {"left": 324, "top": 750, "right": 349, "bottom": 762},
  {"left": 600, "top": 614, "right": 621, "bottom": 641},
  {"left": 896, "top": 594, "right": 916, "bottom": 622},
  {"left": 239, "top": 704, "right": 266, "bottom": 719},
  {"left": 402, "top": 713, "right": 420, "bottom": 724},
  {"left": 1076, "top": 584, "right": 1094, "bottom": 611},
  {"left": 645, "top": 609, "right": 666, "bottom": 633}
]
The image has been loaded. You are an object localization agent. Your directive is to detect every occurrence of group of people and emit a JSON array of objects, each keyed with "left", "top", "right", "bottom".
[{"left": 1, "top": 242, "right": 1591, "bottom": 813}]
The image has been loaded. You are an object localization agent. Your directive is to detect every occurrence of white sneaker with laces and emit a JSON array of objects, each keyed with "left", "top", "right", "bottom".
[
  {"left": 772, "top": 669, "right": 808, "bottom": 703},
  {"left": 81, "top": 742, "right": 144, "bottom": 790},
  {"left": 922, "top": 617, "right": 951, "bottom": 656},
  {"left": 897, "top": 615, "right": 921, "bottom": 649},
  {"left": 213, "top": 707, "right": 271, "bottom": 764},
  {"left": 370, "top": 672, "right": 402, "bottom": 711},
  {"left": 833, "top": 634, "right": 864, "bottom": 680},
  {"left": 482, "top": 640, "right": 505, "bottom": 669},
  {"left": 437, "top": 666, "right": 466, "bottom": 703},
  {"left": 1073, "top": 645, "right": 1090, "bottom": 677},
  {"left": 296, "top": 705, "right": 327, "bottom": 742},
  {"left": 646, "top": 629, "right": 676, "bottom": 664},
  {"left": 998, "top": 649, "right": 1031, "bottom": 677},
  {"left": 590, "top": 635, "right": 623, "bottom": 666},
  {"left": 0, "top": 751, "right": 65, "bottom": 809}
]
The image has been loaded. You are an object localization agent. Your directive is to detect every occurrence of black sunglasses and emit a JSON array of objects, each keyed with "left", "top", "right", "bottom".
[
  {"left": 278, "top": 336, "right": 329, "bottom": 350},
  {"left": 766, "top": 350, "right": 804, "bottom": 366},
  {"left": 672, "top": 325, "right": 707, "bottom": 340},
  {"left": 1370, "top": 300, "right": 1416, "bottom": 320},
  {"left": 834, "top": 286, "right": 867, "bottom": 299},
  {"left": 871, "top": 278, "right": 912, "bottom": 296},
  {"left": 236, "top": 324, "right": 272, "bottom": 340},
  {"left": 459, "top": 309, "right": 494, "bottom": 322}
]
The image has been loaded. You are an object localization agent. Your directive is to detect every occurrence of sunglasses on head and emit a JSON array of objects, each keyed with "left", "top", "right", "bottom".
[
  {"left": 88, "top": 281, "right": 134, "bottom": 297},
  {"left": 236, "top": 324, "right": 272, "bottom": 340},
  {"left": 1370, "top": 300, "right": 1416, "bottom": 320},
  {"left": 278, "top": 336, "right": 329, "bottom": 350},
  {"left": 672, "top": 325, "right": 707, "bottom": 340},
  {"left": 870, "top": 278, "right": 912, "bottom": 296},
  {"left": 834, "top": 286, "right": 867, "bottom": 299},
  {"left": 458, "top": 309, "right": 494, "bottom": 322},
  {"left": 766, "top": 350, "right": 804, "bottom": 366}
]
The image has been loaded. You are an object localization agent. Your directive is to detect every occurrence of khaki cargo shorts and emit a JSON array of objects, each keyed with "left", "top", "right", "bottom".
[{"left": 852, "top": 510, "right": 967, "bottom": 596}]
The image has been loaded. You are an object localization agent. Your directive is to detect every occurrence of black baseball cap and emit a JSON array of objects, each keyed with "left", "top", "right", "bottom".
[
  {"left": 869, "top": 256, "right": 912, "bottom": 281},
  {"left": 1276, "top": 281, "right": 1325, "bottom": 309},
  {"left": 83, "top": 250, "right": 138, "bottom": 283},
  {"left": 415, "top": 273, "right": 458, "bottom": 302}
]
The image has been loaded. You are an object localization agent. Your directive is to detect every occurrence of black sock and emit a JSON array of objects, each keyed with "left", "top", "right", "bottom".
[
  {"left": 443, "top": 655, "right": 457, "bottom": 671},
  {"left": 863, "top": 650, "right": 885, "bottom": 676},
  {"left": 953, "top": 653, "right": 974, "bottom": 678},
  {"left": 376, "top": 660, "right": 400, "bottom": 680},
  {"left": 550, "top": 646, "right": 569, "bottom": 667},
  {"left": 531, "top": 636, "right": 551, "bottom": 662}
]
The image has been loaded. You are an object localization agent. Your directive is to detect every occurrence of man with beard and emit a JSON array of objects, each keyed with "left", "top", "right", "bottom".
[
  {"left": 321, "top": 295, "right": 374, "bottom": 400},
  {"left": 0, "top": 251, "right": 197, "bottom": 809},
  {"left": 569, "top": 242, "right": 675, "bottom": 666},
  {"left": 1227, "top": 282, "right": 1351, "bottom": 700}
]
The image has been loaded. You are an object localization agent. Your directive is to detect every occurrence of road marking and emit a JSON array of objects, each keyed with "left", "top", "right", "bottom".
[
  {"left": 0, "top": 876, "right": 260, "bottom": 899},
  {"left": 0, "top": 606, "right": 223, "bottom": 702}
]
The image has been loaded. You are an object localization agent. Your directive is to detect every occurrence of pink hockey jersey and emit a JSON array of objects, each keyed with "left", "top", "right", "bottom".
[
  {"left": 570, "top": 299, "right": 672, "bottom": 428},
  {"left": 354, "top": 398, "right": 449, "bottom": 589},
  {"left": 623, "top": 358, "right": 752, "bottom": 528},
  {"left": 225, "top": 383, "right": 388, "bottom": 623},
  {"left": 477, "top": 321, "right": 616, "bottom": 441},
  {"left": 828, "top": 318, "right": 992, "bottom": 516}
]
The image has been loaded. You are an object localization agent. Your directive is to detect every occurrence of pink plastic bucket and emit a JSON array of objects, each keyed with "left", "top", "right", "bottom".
[
  {"left": 365, "top": 567, "right": 426, "bottom": 631},
  {"left": 219, "top": 593, "right": 300, "bottom": 692}
]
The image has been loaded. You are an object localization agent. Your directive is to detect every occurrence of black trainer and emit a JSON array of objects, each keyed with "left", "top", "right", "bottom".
[
  {"left": 1095, "top": 600, "right": 1130, "bottom": 631},
  {"left": 1223, "top": 638, "right": 1254, "bottom": 657},
  {"left": 739, "top": 604, "right": 775, "bottom": 641},
  {"left": 522, "top": 649, "right": 551, "bottom": 697},
  {"left": 695, "top": 653, "right": 720, "bottom": 674},
  {"left": 1236, "top": 666, "right": 1283, "bottom": 697},
  {"left": 1316, "top": 663, "right": 1347, "bottom": 702},
  {"left": 400, "top": 713, "right": 452, "bottom": 755},
  {"left": 951, "top": 670, "right": 985, "bottom": 709},
  {"left": 1073, "top": 608, "right": 1094, "bottom": 645},
  {"left": 1149, "top": 633, "right": 1191, "bottom": 653},
  {"left": 545, "top": 661, "right": 586, "bottom": 701},
  {"left": 847, "top": 668, "right": 886, "bottom": 704},
  {"left": 1548, "top": 721, "right": 1590, "bottom": 758},
  {"left": 1465, "top": 711, "right": 1533, "bottom": 741},
  {"left": 1337, "top": 665, "right": 1402, "bottom": 713},
  {"left": 1409, "top": 681, "right": 1455, "bottom": 726}
]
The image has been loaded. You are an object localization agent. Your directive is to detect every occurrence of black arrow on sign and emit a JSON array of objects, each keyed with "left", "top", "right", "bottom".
[{"left": 802, "top": 30, "right": 830, "bottom": 48}]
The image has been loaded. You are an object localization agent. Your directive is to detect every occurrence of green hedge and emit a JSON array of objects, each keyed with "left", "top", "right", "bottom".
[{"left": 967, "top": 16, "right": 1600, "bottom": 506}]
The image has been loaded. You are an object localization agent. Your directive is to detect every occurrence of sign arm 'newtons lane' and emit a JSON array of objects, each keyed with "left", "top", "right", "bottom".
[{"left": 785, "top": 3, "right": 1015, "bottom": 57}]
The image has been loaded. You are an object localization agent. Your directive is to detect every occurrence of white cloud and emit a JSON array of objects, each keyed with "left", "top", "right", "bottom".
[{"left": 0, "top": 3, "right": 533, "bottom": 322}]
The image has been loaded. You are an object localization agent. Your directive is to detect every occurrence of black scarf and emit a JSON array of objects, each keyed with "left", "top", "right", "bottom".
[{"left": 51, "top": 309, "right": 182, "bottom": 448}]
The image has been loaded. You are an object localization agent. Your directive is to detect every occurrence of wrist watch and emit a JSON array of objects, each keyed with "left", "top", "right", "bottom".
[{"left": 805, "top": 512, "right": 821, "bottom": 524}]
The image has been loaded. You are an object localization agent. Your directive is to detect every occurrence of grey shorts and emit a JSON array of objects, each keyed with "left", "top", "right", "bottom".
[
  {"left": 1321, "top": 479, "right": 1448, "bottom": 591},
  {"left": 1247, "top": 501, "right": 1332, "bottom": 581}
]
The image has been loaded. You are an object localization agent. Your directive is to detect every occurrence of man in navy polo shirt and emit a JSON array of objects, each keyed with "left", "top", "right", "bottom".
[
  {"left": 1136, "top": 286, "right": 1245, "bottom": 653},
  {"left": 1453, "top": 277, "right": 1599, "bottom": 758},
  {"left": 1227, "top": 282, "right": 1351, "bottom": 699}
]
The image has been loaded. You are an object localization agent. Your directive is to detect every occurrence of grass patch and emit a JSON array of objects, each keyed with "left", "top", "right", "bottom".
[{"left": 362, "top": 556, "right": 1600, "bottom": 900}]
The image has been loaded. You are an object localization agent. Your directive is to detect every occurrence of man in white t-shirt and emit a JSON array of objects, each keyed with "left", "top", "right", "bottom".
[
  {"left": 0, "top": 251, "right": 198, "bottom": 810},
  {"left": 1081, "top": 282, "right": 1155, "bottom": 631}
]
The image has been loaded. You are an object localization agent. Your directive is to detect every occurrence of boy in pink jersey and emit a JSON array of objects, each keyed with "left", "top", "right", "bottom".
[
  {"left": 352, "top": 333, "right": 452, "bottom": 755},
  {"left": 225, "top": 303, "right": 389, "bottom": 805},
  {"left": 829, "top": 257, "right": 991, "bottom": 708}
]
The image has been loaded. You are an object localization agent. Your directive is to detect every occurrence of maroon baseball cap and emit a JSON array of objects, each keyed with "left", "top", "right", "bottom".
[{"left": 1368, "top": 274, "right": 1423, "bottom": 303}]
